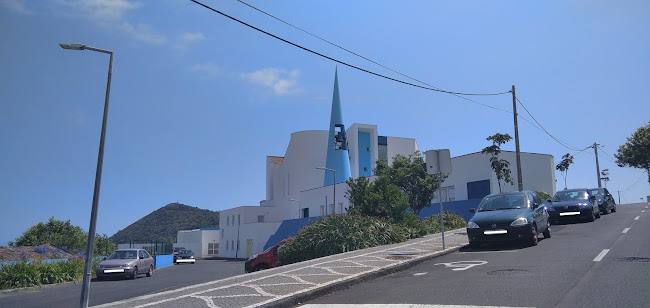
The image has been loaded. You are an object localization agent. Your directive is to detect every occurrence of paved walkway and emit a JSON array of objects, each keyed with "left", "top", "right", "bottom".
[{"left": 93, "top": 230, "right": 468, "bottom": 308}]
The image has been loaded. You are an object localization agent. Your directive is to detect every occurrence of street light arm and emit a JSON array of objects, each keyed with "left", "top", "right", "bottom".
[{"left": 59, "top": 43, "right": 113, "bottom": 55}]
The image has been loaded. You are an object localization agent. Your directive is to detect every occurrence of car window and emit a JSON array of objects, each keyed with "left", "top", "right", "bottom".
[
  {"left": 108, "top": 251, "right": 126, "bottom": 260},
  {"left": 589, "top": 189, "right": 603, "bottom": 196},
  {"left": 142, "top": 250, "right": 150, "bottom": 258},
  {"left": 553, "top": 190, "right": 588, "bottom": 202},
  {"left": 477, "top": 194, "right": 526, "bottom": 211}
]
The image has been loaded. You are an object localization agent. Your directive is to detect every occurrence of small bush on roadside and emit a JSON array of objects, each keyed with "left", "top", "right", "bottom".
[
  {"left": 0, "top": 257, "right": 89, "bottom": 290},
  {"left": 421, "top": 211, "right": 467, "bottom": 233},
  {"left": 278, "top": 214, "right": 410, "bottom": 266}
]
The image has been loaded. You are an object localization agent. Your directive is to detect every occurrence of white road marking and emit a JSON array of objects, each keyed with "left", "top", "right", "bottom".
[
  {"left": 593, "top": 249, "right": 610, "bottom": 262},
  {"left": 642, "top": 210, "right": 646, "bottom": 213},
  {"left": 457, "top": 250, "right": 519, "bottom": 254},
  {"left": 413, "top": 272, "right": 427, "bottom": 276},
  {"left": 434, "top": 261, "right": 487, "bottom": 271},
  {"left": 635, "top": 216, "right": 640, "bottom": 220},
  {"left": 300, "top": 305, "right": 534, "bottom": 308},
  {"left": 622, "top": 228, "right": 630, "bottom": 234}
]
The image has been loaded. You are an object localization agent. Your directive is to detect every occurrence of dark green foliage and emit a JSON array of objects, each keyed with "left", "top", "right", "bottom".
[
  {"left": 615, "top": 122, "right": 650, "bottom": 184},
  {"left": 555, "top": 153, "right": 574, "bottom": 189},
  {"left": 346, "top": 177, "right": 409, "bottom": 223},
  {"left": 535, "top": 191, "right": 552, "bottom": 201},
  {"left": 278, "top": 215, "right": 410, "bottom": 266},
  {"left": 0, "top": 258, "right": 87, "bottom": 290},
  {"left": 9, "top": 217, "right": 86, "bottom": 252},
  {"left": 374, "top": 153, "right": 439, "bottom": 215},
  {"left": 109, "top": 203, "right": 219, "bottom": 244},
  {"left": 94, "top": 234, "right": 116, "bottom": 256},
  {"left": 277, "top": 212, "right": 467, "bottom": 266},
  {"left": 482, "top": 133, "right": 514, "bottom": 192}
]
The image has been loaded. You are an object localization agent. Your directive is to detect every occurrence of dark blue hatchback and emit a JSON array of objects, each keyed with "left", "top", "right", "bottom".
[
  {"left": 547, "top": 188, "right": 600, "bottom": 223},
  {"left": 467, "top": 191, "right": 551, "bottom": 248}
]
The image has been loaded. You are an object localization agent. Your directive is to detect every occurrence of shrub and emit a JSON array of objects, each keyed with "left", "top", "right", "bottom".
[
  {"left": 421, "top": 211, "right": 467, "bottom": 233},
  {"left": 278, "top": 214, "right": 409, "bottom": 266},
  {"left": 0, "top": 258, "right": 87, "bottom": 290}
]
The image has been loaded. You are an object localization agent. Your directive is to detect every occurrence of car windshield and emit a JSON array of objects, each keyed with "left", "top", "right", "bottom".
[
  {"left": 180, "top": 250, "right": 193, "bottom": 255},
  {"left": 589, "top": 189, "right": 603, "bottom": 196},
  {"left": 477, "top": 194, "right": 527, "bottom": 212},
  {"left": 107, "top": 250, "right": 137, "bottom": 260},
  {"left": 553, "top": 190, "right": 589, "bottom": 202}
]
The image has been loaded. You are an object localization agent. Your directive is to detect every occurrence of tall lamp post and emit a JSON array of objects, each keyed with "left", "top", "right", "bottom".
[
  {"left": 59, "top": 43, "right": 113, "bottom": 308},
  {"left": 316, "top": 167, "right": 336, "bottom": 215}
]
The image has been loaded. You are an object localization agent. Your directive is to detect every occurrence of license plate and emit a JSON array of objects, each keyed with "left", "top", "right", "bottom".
[
  {"left": 103, "top": 269, "right": 125, "bottom": 273},
  {"left": 560, "top": 212, "right": 581, "bottom": 216},
  {"left": 484, "top": 230, "right": 507, "bottom": 235}
]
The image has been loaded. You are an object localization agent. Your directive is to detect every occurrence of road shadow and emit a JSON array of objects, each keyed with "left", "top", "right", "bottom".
[{"left": 460, "top": 237, "right": 551, "bottom": 252}]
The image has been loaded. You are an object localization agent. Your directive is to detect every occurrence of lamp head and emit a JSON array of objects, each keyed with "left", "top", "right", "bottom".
[{"left": 59, "top": 43, "right": 86, "bottom": 50}]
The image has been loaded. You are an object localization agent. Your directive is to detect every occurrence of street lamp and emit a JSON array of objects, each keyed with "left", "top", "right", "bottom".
[
  {"left": 60, "top": 42, "right": 113, "bottom": 308},
  {"left": 316, "top": 167, "right": 336, "bottom": 216}
]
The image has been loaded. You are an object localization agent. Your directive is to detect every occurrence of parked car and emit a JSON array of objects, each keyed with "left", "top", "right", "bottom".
[
  {"left": 95, "top": 249, "right": 154, "bottom": 280},
  {"left": 172, "top": 247, "right": 185, "bottom": 262},
  {"left": 175, "top": 249, "right": 195, "bottom": 264},
  {"left": 245, "top": 238, "right": 291, "bottom": 273},
  {"left": 589, "top": 187, "right": 617, "bottom": 214},
  {"left": 548, "top": 188, "right": 600, "bottom": 223},
  {"left": 466, "top": 191, "right": 551, "bottom": 248}
]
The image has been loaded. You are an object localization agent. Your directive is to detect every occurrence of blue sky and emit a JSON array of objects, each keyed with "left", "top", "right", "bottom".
[{"left": 1, "top": 0, "right": 648, "bottom": 246}]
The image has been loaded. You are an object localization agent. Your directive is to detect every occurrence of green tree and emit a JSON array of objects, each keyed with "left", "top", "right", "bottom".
[
  {"left": 374, "top": 152, "right": 439, "bottom": 215},
  {"left": 9, "top": 217, "right": 87, "bottom": 252},
  {"left": 94, "top": 234, "right": 116, "bottom": 256},
  {"left": 555, "top": 153, "right": 574, "bottom": 189},
  {"left": 481, "top": 133, "right": 514, "bottom": 193},
  {"left": 345, "top": 176, "right": 409, "bottom": 222},
  {"left": 615, "top": 122, "right": 650, "bottom": 185}
]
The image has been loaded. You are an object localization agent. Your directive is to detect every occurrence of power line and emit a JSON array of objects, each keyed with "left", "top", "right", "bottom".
[
  {"left": 234, "top": 0, "right": 513, "bottom": 113},
  {"left": 620, "top": 171, "right": 647, "bottom": 192},
  {"left": 190, "top": 0, "right": 511, "bottom": 97},
  {"left": 515, "top": 96, "right": 583, "bottom": 151},
  {"left": 597, "top": 146, "right": 617, "bottom": 164}
]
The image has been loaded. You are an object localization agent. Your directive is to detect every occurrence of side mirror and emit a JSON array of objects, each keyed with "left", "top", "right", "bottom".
[
  {"left": 532, "top": 202, "right": 539, "bottom": 209},
  {"left": 469, "top": 208, "right": 476, "bottom": 213},
  {"left": 103, "top": 257, "right": 107, "bottom": 260},
  {"left": 546, "top": 199, "right": 552, "bottom": 203}
]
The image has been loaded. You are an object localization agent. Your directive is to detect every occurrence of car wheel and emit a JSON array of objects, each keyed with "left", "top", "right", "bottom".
[
  {"left": 611, "top": 204, "right": 616, "bottom": 213},
  {"left": 131, "top": 267, "right": 138, "bottom": 279},
  {"left": 543, "top": 222, "right": 552, "bottom": 239},
  {"left": 604, "top": 206, "right": 611, "bottom": 215},
  {"left": 587, "top": 209, "right": 595, "bottom": 222},
  {"left": 529, "top": 224, "right": 538, "bottom": 246},
  {"left": 254, "top": 264, "right": 269, "bottom": 271},
  {"left": 595, "top": 209, "right": 601, "bottom": 218},
  {"left": 146, "top": 265, "right": 153, "bottom": 277}
]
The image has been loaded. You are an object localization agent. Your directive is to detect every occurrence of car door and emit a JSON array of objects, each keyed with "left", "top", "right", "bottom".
[{"left": 529, "top": 192, "right": 546, "bottom": 228}]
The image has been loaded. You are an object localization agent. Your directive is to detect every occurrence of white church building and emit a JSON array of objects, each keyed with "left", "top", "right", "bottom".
[{"left": 216, "top": 70, "right": 556, "bottom": 259}]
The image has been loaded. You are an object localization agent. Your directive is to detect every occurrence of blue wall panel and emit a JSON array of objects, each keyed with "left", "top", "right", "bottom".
[
  {"left": 264, "top": 217, "right": 321, "bottom": 251},
  {"left": 358, "top": 132, "right": 372, "bottom": 177},
  {"left": 153, "top": 255, "right": 173, "bottom": 269}
]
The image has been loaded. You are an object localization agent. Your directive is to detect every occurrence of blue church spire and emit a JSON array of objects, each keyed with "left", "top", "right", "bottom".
[{"left": 324, "top": 68, "right": 352, "bottom": 186}]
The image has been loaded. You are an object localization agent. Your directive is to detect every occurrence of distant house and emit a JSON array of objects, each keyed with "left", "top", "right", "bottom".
[{"left": 174, "top": 228, "right": 219, "bottom": 259}]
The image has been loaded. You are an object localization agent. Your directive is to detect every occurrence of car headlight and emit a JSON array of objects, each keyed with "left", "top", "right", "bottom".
[
  {"left": 247, "top": 254, "right": 258, "bottom": 261},
  {"left": 510, "top": 217, "right": 529, "bottom": 226},
  {"left": 467, "top": 221, "right": 480, "bottom": 229}
]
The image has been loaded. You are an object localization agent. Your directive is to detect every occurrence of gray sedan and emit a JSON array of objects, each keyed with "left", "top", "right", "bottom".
[{"left": 96, "top": 249, "right": 154, "bottom": 280}]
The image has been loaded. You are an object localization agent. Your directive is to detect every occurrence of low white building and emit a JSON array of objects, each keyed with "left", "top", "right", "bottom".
[
  {"left": 174, "top": 228, "right": 220, "bottom": 259},
  {"left": 435, "top": 150, "right": 556, "bottom": 202}
]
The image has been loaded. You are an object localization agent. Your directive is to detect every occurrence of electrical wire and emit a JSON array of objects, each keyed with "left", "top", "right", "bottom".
[
  {"left": 597, "top": 146, "right": 618, "bottom": 164},
  {"left": 620, "top": 170, "right": 648, "bottom": 192},
  {"left": 190, "top": 0, "right": 512, "bottom": 97},
  {"left": 234, "top": 0, "right": 513, "bottom": 113},
  {"left": 515, "top": 97, "right": 583, "bottom": 151}
]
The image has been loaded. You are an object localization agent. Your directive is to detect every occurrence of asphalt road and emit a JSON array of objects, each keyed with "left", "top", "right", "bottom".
[
  {"left": 303, "top": 202, "right": 650, "bottom": 308},
  {"left": 0, "top": 258, "right": 246, "bottom": 308}
]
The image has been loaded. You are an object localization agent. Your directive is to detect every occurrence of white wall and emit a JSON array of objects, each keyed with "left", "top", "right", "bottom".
[
  {"left": 218, "top": 221, "right": 282, "bottom": 259},
  {"left": 439, "top": 151, "right": 555, "bottom": 201},
  {"left": 386, "top": 136, "right": 420, "bottom": 164}
]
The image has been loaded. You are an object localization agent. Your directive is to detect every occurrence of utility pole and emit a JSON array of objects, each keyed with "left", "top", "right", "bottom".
[
  {"left": 593, "top": 142, "right": 602, "bottom": 188},
  {"left": 618, "top": 190, "right": 621, "bottom": 204},
  {"left": 512, "top": 85, "right": 524, "bottom": 191}
]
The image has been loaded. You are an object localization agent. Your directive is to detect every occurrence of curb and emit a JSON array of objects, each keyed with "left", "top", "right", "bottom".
[{"left": 266, "top": 244, "right": 466, "bottom": 308}]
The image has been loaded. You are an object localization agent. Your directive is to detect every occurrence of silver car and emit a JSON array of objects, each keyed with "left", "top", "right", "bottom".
[{"left": 96, "top": 249, "right": 154, "bottom": 280}]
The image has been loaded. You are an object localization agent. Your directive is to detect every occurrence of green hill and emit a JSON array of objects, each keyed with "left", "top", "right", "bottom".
[{"left": 110, "top": 203, "right": 219, "bottom": 244}]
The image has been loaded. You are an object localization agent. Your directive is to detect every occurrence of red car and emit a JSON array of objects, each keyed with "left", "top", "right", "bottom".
[{"left": 244, "top": 238, "right": 291, "bottom": 273}]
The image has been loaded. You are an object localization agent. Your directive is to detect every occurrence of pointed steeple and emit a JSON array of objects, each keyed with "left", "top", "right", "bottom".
[{"left": 324, "top": 68, "right": 352, "bottom": 186}]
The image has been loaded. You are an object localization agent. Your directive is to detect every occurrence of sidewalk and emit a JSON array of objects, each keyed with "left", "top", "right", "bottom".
[{"left": 93, "top": 230, "right": 469, "bottom": 308}]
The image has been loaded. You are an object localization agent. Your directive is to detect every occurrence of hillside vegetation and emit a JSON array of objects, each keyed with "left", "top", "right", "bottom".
[{"left": 110, "top": 203, "right": 219, "bottom": 244}]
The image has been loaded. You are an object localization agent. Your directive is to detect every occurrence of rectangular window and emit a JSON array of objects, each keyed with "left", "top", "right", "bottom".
[
  {"left": 208, "top": 243, "right": 219, "bottom": 255},
  {"left": 238, "top": 215, "right": 241, "bottom": 225},
  {"left": 302, "top": 208, "right": 309, "bottom": 218},
  {"left": 227, "top": 216, "right": 230, "bottom": 226},
  {"left": 258, "top": 215, "right": 264, "bottom": 222},
  {"left": 226, "top": 241, "right": 229, "bottom": 250},
  {"left": 231, "top": 240, "right": 234, "bottom": 251},
  {"left": 221, "top": 229, "right": 224, "bottom": 238}
]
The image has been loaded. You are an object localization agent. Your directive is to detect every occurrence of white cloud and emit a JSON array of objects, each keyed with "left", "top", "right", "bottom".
[
  {"left": 2, "top": 0, "right": 33, "bottom": 15},
  {"left": 240, "top": 68, "right": 303, "bottom": 96},
  {"left": 118, "top": 21, "right": 167, "bottom": 45},
  {"left": 181, "top": 32, "right": 204, "bottom": 43},
  {"left": 187, "top": 62, "right": 222, "bottom": 75}
]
